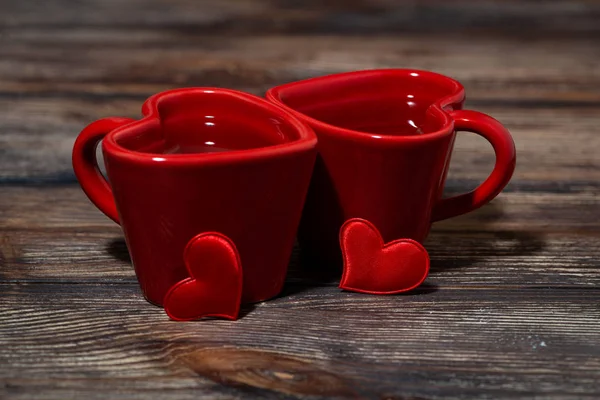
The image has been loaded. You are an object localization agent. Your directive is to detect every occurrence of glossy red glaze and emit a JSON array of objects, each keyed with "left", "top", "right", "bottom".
[
  {"left": 266, "top": 69, "right": 516, "bottom": 264},
  {"left": 339, "top": 218, "right": 429, "bottom": 294},
  {"left": 73, "top": 88, "right": 317, "bottom": 306},
  {"left": 164, "top": 232, "right": 243, "bottom": 321}
]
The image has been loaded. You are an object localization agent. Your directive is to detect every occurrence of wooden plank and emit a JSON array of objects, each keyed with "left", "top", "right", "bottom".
[
  {"left": 1, "top": 35, "right": 599, "bottom": 100},
  {"left": 1, "top": 284, "right": 599, "bottom": 399},
  {"left": 1, "top": 187, "right": 598, "bottom": 286},
  {"left": 0, "top": 186, "right": 115, "bottom": 229},
  {"left": 0, "top": 229, "right": 135, "bottom": 283},
  {"left": 2, "top": 186, "right": 597, "bottom": 232},
  {"left": 2, "top": 0, "right": 599, "bottom": 38},
  {"left": 1, "top": 226, "right": 598, "bottom": 287},
  {"left": 1, "top": 97, "right": 599, "bottom": 182}
]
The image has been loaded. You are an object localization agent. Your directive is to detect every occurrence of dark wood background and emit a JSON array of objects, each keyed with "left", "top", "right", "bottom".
[{"left": 1, "top": 1, "right": 599, "bottom": 398}]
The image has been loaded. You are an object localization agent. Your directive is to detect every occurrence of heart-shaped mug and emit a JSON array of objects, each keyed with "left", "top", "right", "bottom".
[
  {"left": 267, "top": 69, "right": 516, "bottom": 267},
  {"left": 72, "top": 88, "right": 317, "bottom": 306}
]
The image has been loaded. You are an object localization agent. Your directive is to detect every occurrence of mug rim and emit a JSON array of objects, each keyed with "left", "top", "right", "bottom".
[
  {"left": 103, "top": 87, "right": 317, "bottom": 166},
  {"left": 265, "top": 68, "right": 466, "bottom": 145}
]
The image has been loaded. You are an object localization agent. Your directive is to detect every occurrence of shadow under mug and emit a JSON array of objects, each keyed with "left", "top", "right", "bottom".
[
  {"left": 72, "top": 88, "right": 317, "bottom": 306},
  {"left": 266, "top": 69, "right": 516, "bottom": 265}
]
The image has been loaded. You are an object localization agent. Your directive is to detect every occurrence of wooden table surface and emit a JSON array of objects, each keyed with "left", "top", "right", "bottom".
[{"left": 1, "top": 1, "right": 599, "bottom": 399}]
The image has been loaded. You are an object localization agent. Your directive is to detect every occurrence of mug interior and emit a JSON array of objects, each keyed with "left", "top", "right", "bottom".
[
  {"left": 116, "top": 90, "right": 301, "bottom": 154},
  {"left": 274, "top": 71, "right": 461, "bottom": 136}
]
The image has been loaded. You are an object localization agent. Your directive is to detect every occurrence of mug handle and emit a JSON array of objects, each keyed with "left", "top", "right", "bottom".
[
  {"left": 72, "top": 117, "right": 135, "bottom": 224},
  {"left": 432, "top": 110, "right": 516, "bottom": 222}
]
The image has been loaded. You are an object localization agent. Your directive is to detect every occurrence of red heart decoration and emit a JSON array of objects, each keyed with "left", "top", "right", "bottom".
[
  {"left": 339, "top": 218, "right": 430, "bottom": 294},
  {"left": 164, "top": 232, "right": 243, "bottom": 321}
]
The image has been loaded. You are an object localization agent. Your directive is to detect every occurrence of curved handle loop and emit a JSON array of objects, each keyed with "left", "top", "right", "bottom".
[
  {"left": 72, "top": 117, "right": 135, "bottom": 224},
  {"left": 432, "top": 110, "right": 516, "bottom": 222}
]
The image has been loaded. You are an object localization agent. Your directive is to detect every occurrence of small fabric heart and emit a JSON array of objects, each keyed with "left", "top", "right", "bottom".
[
  {"left": 164, "top": 232, "right": 243, "bottom": 321},
  {"left": 339, "top": 218, "right": 430, "bottom": 294}
]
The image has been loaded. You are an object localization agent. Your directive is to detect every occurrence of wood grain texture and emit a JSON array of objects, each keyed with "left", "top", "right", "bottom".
[
  {"left": 1, "top": 0, "right": 599, "bottom": 399},
  {"left": 2, "top": 186, "right": 599, "bottom": 232},
  {"left": 1, "top": 285, "right": 600, "bottom": 399},
  {"left": 1, "top": 186, "right": 598, "bottom": 288},
  {"left": 2, "top": 0, "right": 600, "bottom": 38},
  {"left": 2, "top": 98, "right": 599, "bottom": 183}
]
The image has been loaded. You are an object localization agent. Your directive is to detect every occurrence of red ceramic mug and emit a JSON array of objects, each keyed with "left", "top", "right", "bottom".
[
  {"left": 73, "top": 88, "right": 317, "bottom": 305},
  {"left": 266, "top": 69, "right": 516, "bottom": 264}
]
